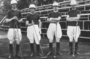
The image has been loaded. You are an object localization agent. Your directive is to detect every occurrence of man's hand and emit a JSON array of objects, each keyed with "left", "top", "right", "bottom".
[
  {"left": 66, "top": 15, "right": 80, "bottom": 21},
  {"left": 26, "top": 21, "right": 32, "bottom": 26},
  {"left": 19, "top": 19, "right": 23, "bottom": 22},
  {"left": 39, "top": 28, "right": 41, "bottom": 34},
  {"left": 11, "top": 16, "right": 18, "bottom": 20},
  {"left": 32, "top": 20, "right": 34, "bottom": 25}
]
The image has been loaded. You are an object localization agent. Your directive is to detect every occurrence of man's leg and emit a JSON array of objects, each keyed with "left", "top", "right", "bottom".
[
  {"left": 35, "top": 35, "right": 42, "bottom": 56},
  {"left": 47, "top": 24, "right": 55, "bottom": 56},
  {"left": 74, "top": 26, "right": 81, "bottom": 55},
  {"left": 47, "top": 42, "right": 53, "bottom": 56},
  {"left": 15, "top": 29, "right": 22, "bottom": 57},
  {"left": 56, "top": 41, "right": 62, "bottom": 55},
  {"left": 15, "top": 43, "right": 20, "bottom": 56},
  {"left": 68, "top": 38, "right": 73, "bottom": 55},
  {"left": 55, "top": 24, "right": 62, "bottom": 55},
  {"left": 56, "top": 37, "right": 62, "bottom": 55},
  {"left": 67, "top": 26, "right": 74, "bottom": 55},
  {"left": 27, "top": 26, "right": 35, "bottom": 56},
  {"left": 30, "top": 43, "right": 34, "bottom": 56},
  {"left": 7, "top": 29, "right": 14, "bottom": 58},
  {"left": 47, "top": 31, "right": 54, "bottom": 56},
  {"left": 33, "top": 25, "right": 42, "bottom": 56},
  {"left": 29, "top": 39, "right": 34, "bottom": 56},
  {"left": 9, "top": 42, "right": 14, "bottom": 58},
  {"left": 36, "top": 44, "right": 42, "bottom": 56},
  {"left": 75, "top": 42, "right": 79, "bottom": 55},
  {"left": 74, "top": 34, "right": 79, "bottom": 55}
]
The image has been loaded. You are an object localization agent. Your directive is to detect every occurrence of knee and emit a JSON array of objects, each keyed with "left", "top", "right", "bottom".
[
  {"left": 36, "top": 41, "right": 40, "bottom": 45},
  {"left": 74, "top": 36, "right": 79, "bottom": 42},
  {"left": 49, "top": 39, "right": 53, "bottom": 43},
  {"left": 47, "top": 36, "right": 53, "bottom": 43},
  {"left": 16, "top": 39, "right": 21, "bottom": 44},
  {"left": 56, "top": 38, "right": 60, "bottom": 42},
  {"left": 30, "top": 39, "right": 34, "bottom": 43},
  {"left": 69, "top": 37, "right": 73, "bottom": 42},
  {"left": 74, "top": 38, "right": 78, "bottom": 42},
  {"left": 9, "top": 40, "right": 14, "bottom": 44}
]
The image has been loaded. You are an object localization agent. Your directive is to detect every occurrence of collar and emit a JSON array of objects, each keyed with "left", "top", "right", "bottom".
[
  {"left": 12, "top": 8, "right": 18, "bottom": 11},
  {"left": 30, "top": 12, "right": 36, "bottom": 15},
  {"left": 53, "top": 10, "right": 58, "bottom": 13}
]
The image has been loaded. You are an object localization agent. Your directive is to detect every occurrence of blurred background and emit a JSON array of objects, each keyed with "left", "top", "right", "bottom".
[{"left": 0, "top": 0, "right": 90, "bottom": 39}]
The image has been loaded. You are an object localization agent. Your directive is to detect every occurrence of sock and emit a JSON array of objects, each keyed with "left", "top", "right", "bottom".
[
  {"left": 75, "top": 42, "right": 78, "bottom": 48},
  {"left": 56, "top": 42, "right": 60, "bottom": 52},
  {"left": 30, "top": 43, "right": 34, "bottom": 52},
  {"left": 16, "top": 44, "right": 20, "bottom": 54},
  {"left": 36, "top": 44, "right": 40, "bottom": 53},
  {"left": 9, "top": 44, "right": 13, "bottom": 54},
  {"left": 75, "top": 42, "right": 78, "bottom": 52},
  {"left": 49, "top": 43, "right": 53, "bottom": 52},
  {"left": 69, "top": 42, "right": 73, "bottom": 52}
]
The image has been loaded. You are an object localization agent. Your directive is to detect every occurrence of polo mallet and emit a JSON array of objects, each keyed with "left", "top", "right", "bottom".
[
  {"left": 72, "top": 32, "right": 75, "bottom": 57},
  {"left": 15, "top": 19, "right": 23, "bottom": 59},
  {"left": 0, "top": 15, "right": 7, "bottom": 25},
  {"left": 72, "top": 18, "right": 77, "bottom": 57},
  {"left": 76, "top": 19, "right": 80, "bottom": 56},
  {"left": 72, "top": 19, "right": 79, "bottom": 57},
  {"left": 32, "top": 22, "right": 47, "bottom": 58},
  {"left": 53, "top": 23, "right": 58, "bottom": 58}
]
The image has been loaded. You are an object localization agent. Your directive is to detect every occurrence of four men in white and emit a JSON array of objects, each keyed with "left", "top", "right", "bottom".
[{"left": 3, "top": 0, "right": 82, "bottom": 58}]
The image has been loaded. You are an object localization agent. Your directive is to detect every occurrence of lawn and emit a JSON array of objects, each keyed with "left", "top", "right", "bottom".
[{"left": 0, "top": 30, "right": 90, "bottom": 59}]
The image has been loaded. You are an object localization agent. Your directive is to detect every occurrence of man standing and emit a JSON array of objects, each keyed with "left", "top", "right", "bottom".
[
  {"left": 66, "top": 0, "right": 81, "bottom": 56},
  {"left": 5, "top": 0, "right": 22, "bottom": 58},
  {"left": 47, "top": 2, "right": 62, "bottom": 56},
  {"left": 26, "top": 4, "right": 42, "bottom": 57}
]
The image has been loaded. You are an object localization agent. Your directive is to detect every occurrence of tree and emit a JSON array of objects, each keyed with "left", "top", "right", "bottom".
[
  {"left": 17, "top": 0, "right": 29, "bottom": 10},
  {"left": 3, "top": 0, "right": 11, "bottom": 14}
]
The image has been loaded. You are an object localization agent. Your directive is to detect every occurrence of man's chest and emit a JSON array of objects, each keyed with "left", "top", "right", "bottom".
[
  {"left": 68, "top": 11, "right": 79, "bottom": 17},
  {"left": 50, "top": 13, "right": 60, "bottom": 18},
  {"left": 10, "top": 11, "right": 20, "bottom": 17},
  {"left": 29, "top": 14, "right": 39, "bottom": 20}
]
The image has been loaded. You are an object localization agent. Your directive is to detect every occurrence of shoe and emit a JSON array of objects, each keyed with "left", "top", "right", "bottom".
[
  {"left": 37, "top": 53, "right": 43, "bottom": 56},
  {"left": 56, "top": 52, "right": 62, "bottom": 56},
  {"left": 69, "top": 42, "right": 73, "bottom": 55},
  {"left": 68, "top": 51, "right": 73, "bottom": 55},
  {"left": 30, "top": 52, "right": 34, "bottom": 57},
  {"left": 15, "top": 54, "right": 21, "bottom": 57},
  {"left": 47, "top": 51, "right": 53, "bottom": 56},
  {"left": 75, "top": 52, "right": 80, "bottom": 55},
  {"left": 8, "top": 54, "right": 13, "bottom": 59}
]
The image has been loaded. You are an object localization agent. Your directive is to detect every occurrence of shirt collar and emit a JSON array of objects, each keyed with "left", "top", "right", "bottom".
[
  {"left": 53, "top": 9, "right": 58, "bottom": 12},
  {"left": 12, "top": 8, "right": 18, "bottom": 11},
  {"left": 30, "top": 12, "right": 36, "bottom": 15}
]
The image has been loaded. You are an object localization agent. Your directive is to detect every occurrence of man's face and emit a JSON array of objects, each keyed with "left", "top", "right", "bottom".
[
  {"left": 11, "top": 4, "right": 17, "bottom": 9},
  {"left": 30, "top": 8, "right": 35, "bottom": 13},
  {"left": 53, "top": 6, "right": 58, "bottom": 11},
  {"left": 71, "top": 5, "right": 76, "bottom": 10}
]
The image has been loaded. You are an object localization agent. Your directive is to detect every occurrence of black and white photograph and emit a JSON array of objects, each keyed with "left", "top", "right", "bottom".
[{"left": 0, "top": 0, "right": 90, "bottom": 59}]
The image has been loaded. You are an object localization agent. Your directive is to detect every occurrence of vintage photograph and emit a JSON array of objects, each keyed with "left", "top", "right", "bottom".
[{"left": 0, "top": 0, "right": 90, "bottom": 59}]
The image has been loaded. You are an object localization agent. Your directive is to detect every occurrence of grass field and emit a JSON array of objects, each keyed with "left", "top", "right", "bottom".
[{"left": 0, "top": 30, "right": 90, "bottom": 59}]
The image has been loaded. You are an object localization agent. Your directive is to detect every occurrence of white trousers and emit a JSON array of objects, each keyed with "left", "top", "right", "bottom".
[
  {"left": 67, "top": 26, "right": 81, "bottom": 42},
  {"left": 27, "top": 25, "right": 41, "bottom": 44},
  {"left": 47, "top": 23, "right": 62, "bottom": 42},
  {"left": 7, "top": 28, "right": 22, "bottom": 44}
]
